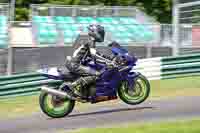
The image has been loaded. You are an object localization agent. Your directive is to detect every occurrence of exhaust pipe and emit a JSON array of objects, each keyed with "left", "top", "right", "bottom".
[{"left": 41, "top": 86, "right": 70, "bottom": 99}]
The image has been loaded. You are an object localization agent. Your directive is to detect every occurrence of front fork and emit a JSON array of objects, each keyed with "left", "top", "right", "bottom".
[{"left": 125, "top": 71, "right": 141, "bottom": 92}]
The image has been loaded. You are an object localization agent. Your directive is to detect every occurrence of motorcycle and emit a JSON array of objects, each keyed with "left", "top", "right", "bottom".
[{"left": 38, "top": 43, "right": 150, "bottom": 118}]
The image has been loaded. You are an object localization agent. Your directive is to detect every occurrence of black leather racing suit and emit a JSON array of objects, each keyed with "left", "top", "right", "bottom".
[{"left": 64, "top": 41, "right": 111, "bottom": 95}]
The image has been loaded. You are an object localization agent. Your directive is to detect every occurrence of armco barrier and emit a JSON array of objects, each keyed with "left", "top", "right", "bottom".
[
  {"left": 1, "top": 53, "right": 200, "bottom": 99},
  {"left": 135, "top": 53, "right": 200, "bottom": 80},
  {"left": 0, "top": 72, "right": 62, "bottom": 99}
]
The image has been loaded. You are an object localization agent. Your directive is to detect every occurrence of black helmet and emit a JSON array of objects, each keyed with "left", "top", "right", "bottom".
[{"left": 88, "top": 24, "right": 105, "bottom": 42}]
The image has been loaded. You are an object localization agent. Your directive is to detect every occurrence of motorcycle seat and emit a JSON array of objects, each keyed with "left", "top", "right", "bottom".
[{"left": 57, "top": 67, "right": 77, "bottom": 80}]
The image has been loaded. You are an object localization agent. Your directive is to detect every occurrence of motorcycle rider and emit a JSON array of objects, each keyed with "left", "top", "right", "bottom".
[{"left": 63, "top": 24, "right": 113, "bottom": 97}]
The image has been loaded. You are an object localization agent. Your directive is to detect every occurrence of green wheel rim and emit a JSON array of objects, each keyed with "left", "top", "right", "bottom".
[
  {"left": 120, "top": 77, "right": 148, "bottom": 102},
  {"left": 43, "top": 94, "right": 71, "bottom": 116}
]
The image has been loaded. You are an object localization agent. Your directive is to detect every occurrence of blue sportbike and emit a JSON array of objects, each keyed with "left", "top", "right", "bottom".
[{"left": 38, "top": 43, "right": 150, "bottom": 118}]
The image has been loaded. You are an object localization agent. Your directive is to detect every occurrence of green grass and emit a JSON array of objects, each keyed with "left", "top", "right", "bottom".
[
  {"left": 0, "top": 95, "right": 40, "bottom": 119},
  {"left": 150, "top": 75, "right": 200, "bottom": 99},
  {"left": 1, "top": 76, "right": 200, "bottom": 119},
  {"left": 70, "top": 119, "right": 200, "bottom": 133}
]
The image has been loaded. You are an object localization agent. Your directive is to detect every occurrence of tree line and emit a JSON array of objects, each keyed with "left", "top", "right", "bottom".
[{"left": 4, "top": 0, "right": 172, "bottom": 23}]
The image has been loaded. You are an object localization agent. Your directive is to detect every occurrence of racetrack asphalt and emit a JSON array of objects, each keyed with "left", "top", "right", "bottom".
[{"left": 0, "top": 96, "right": 200, "bottom": 133}]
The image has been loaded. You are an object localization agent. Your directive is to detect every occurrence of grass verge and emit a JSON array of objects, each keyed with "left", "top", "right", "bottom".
[
  {"left": 0, "top": 95, "right": 40, "bottom": 119},
  {"left": 70, "top": 119, "right": 200, "bottom": 133},
  {"left": 150, "top": 75, "right": 200, "bottom": 99}
]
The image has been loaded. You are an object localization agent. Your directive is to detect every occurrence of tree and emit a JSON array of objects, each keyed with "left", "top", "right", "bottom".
[
  {"left": 15, "top": 8, "right": 29, "bottom": 21},
  {"left": 11, "top": 0, "right": 172, "bottom": 23},
  {"left": 130, "top": 0, "right": 172, "bottom": 23}
]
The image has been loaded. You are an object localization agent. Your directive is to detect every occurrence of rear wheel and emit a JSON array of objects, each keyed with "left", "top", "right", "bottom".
[
  {"left": 118, "top": 74, "right": 150, "bottom": 105},
  {"left": 39, "top": 89, "right": 75, "bottom": 118}
]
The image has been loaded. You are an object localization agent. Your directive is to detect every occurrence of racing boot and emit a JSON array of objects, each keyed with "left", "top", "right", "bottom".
[
  {"left": 71, "top": 76, "right": 97, "bottom": 97},
  {"left": 61, "top": 76, "right": 96, "bottom": 97}
]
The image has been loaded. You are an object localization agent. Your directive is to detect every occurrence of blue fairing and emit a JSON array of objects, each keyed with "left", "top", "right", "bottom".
[
  {"left": 111, "top": 47, "right": 128, "bottom": 55},
  {"left": 95, "top": 68, "right": 121, "bottom": 96},
  {"left": 112, "top": 46, "right": 137, "bottom": 66}
]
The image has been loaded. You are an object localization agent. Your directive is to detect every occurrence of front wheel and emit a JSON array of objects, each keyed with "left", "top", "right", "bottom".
[
  {"left": 39, "top": 90, "right": 75, "bottom": 118},
  {"left": 118, "top": 73, "right": 150, "bottom": 105}
]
